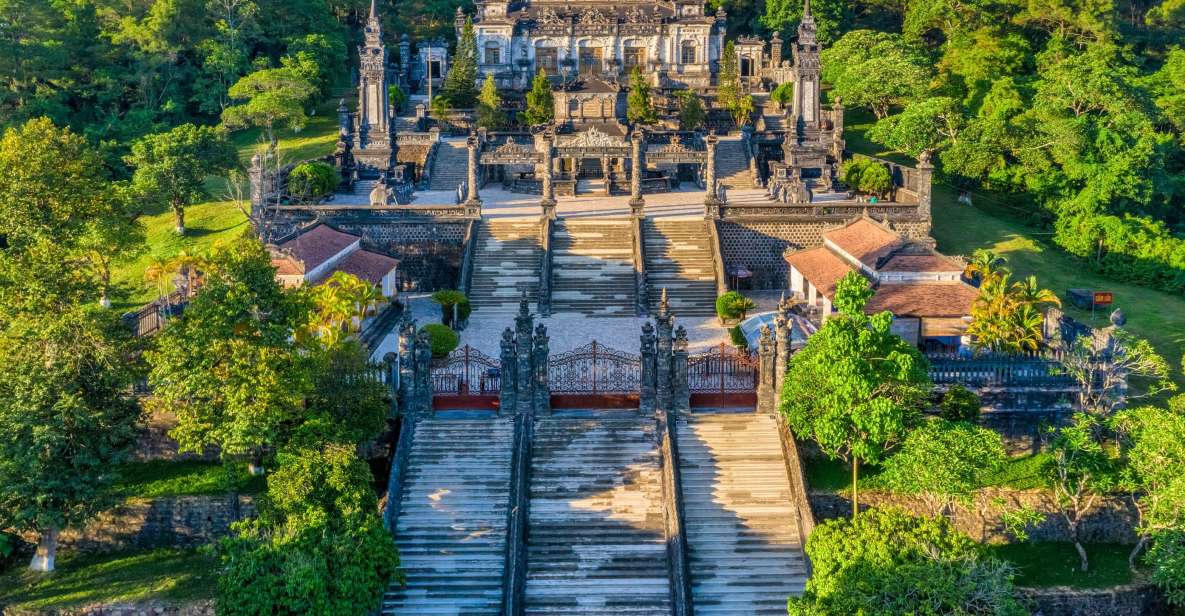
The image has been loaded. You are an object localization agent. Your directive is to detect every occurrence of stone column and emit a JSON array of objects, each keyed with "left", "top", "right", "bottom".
[
  {"left": 704, "top": 130, "right": 721, "bottom": 217},
  {"left": 248, "top": 154, "right": 265, "bottom": 214},
  {"left": 383, "top": 352, "right": 399, "bottom": 419},
  {"left": 533, "top": 323, "right": 550, "bottom": 415},
  {"left": 774, "top": 313, "right": 791, "bottom": 399},
  {"left": 640, "top": 322, "right": 657, "bottom": 414},
  {"left": 397, "top": 314, "right": 416, "bottom": 408},
  {"left": 499, "top": 328, "right": 517, "bottom": 416},
  {"left": 601, "top": 156, "right": 611, "bottom": 196},
  {"left": 466, "top": 131, "right": 482, "bottom": 208},
  {"left": 672, "top": 326, "right": 690, "bottom": 415},
  {"left": 540, "top": 128, "right": 556, "bottom": 219},
  {"left": 414, "top": 330, "right": 434, "bottom": 416},
  {"left": 629, "top": 129, "right": 645, "bottom": 217},
  {"left": 756, "top": 325, "right": 776, "bottom": 415},
  {"left": 916, "top": 151, "right": 934, "bottom": 234},
  {"left": 655, "top": 290, "right": 673, "bottom": 412},
  {"left": 514, "top": 296, "right": 534, "bottom": 413}
]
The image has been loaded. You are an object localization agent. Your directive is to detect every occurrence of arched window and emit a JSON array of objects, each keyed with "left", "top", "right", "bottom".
[
  {"left": 484, "top": 42, "right": 501, "bottom": 65},
  {"left": 680, "top": 41, "right": 697, "bottom": 65},
  {"left": 623, "top": 44, "right": 646, "bottom": 69},
  {"left": 535, "top": 43, "right": 558, "bottom": 74}
]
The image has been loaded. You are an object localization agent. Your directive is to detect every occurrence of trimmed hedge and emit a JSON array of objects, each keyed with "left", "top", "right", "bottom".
[
  {"left": 422, "top": 323, "right": 459, "bottom": 358},
  {"left": 288, "top": 161, "right": 337, "bottom": 201},
  {"left": 716, "top": 291, "right": 756, "bottom": 320}
]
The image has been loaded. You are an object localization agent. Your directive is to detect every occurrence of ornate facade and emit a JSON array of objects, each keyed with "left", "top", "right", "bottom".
[
  {"left": 464, "top": 0, "right": 727, "bottom": 89},
  {"left": 353, "top": 0, "right": 396, "bottom": 176}
]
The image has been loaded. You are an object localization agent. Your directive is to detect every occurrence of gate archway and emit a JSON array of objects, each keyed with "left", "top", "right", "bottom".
[
  {"left": 548, "top": 341, "right": 641, "bottom": 409},
  {"left": 431, "top": 345, "right": 501, "bottom": 410},
  {"left": 688, "top": 343, "right": 759, "bottom": 408}
]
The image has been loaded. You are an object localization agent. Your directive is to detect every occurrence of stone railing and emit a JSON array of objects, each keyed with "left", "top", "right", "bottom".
[
  {"left": 926, "top": 351, "right": 1075, "bottom": 387},
  {"left": 459, "top": 219, "right": 479, "bottom": 297},
  {"left": 538, "top": 216, "right": 553, "bottom": 317},
  {"left": 632, "top": 216, "right": 648, "bottom": 317},
  {"left": 777, "top": 415, "right": 817, "bottom": 550},
  {"left": 719, "top": 201, "right": 924, "bottom": 220},
  {"left": 706, "top": 219, "right": 729, "bottom": 296},
  {"left": 501, "top": 410, "right": 533, "bottom": 615},
  {"left": 280, "top": 202, "right": 477, "bottom": 220},
  {"left": 656, "top": 409, "right": 693, "bottom": 616}
]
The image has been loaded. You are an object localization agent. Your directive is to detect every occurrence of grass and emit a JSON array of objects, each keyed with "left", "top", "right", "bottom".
[
  {"left": 0, "top": 548, "right": 216, "bottom": 609},
  {"left": 845, "top": 109, "right": 1185, "bottom": 388},
  {"left": 987, "top": 542, "right": 1135, "bottom": 589},
  {"left": 804, "top": 453, "right": 1052, "bottom": 493},
  {"left": 109, "top": 98, "right": 345, "bottom": 311},
  {"left": 108, "top": 460, "right": 266, "bottom": 499}
]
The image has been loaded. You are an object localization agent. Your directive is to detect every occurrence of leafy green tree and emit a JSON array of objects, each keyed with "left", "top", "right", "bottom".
[
  {"left": 388, "top": 84, "right": 408, "bottom": 113},
  {"left": 788, "top": 507, "right": 1026, "bottom": 615},
  {"left": 80, "top": 188, "right": 146, "bottom": 308},
  {"left": 868, "top": 96, "right": 965, "bottom": 159},
  {"left": 880, "top": 418, "right": 1006, "bottom": 515},
  {"left": 781, "top": 272, "right": 930, "bottom": 517},
  {"left": 717, "top": 40, "right": 741, "bottom": 113},
  {"left": 677, "top": 90, "right": 706, "bottom": 130},
  {"left": 214, "top": 421, "right": 399, "bottom": 614},
  {"left": 306, "top": 341, "right": 389, "bottom": 448},
  {"left": 769, "top": 82, "right": 794, "bottom": 108},
  {"left": 1148, "top": 530, "right": 1185, "bottom": 607},
  {"left": 821, "top": 30, "right": 931, "bottom": 118},
  {"left": 222, "top": 67, "right": 317, "bottom": 150},
  {"left": 0, "top": 308, "right": 140, "bottom": 571},
  {"left": 1043, "top": 413, "right": 1119, "bottom": 572},
  {"left": 856, "top": 160, "right": 892, "bottom": 196},
  {"left": 475, "top": 74, "right": 506, "bottom": 129},
  {"left": 762, "top": 0, "right": 849, "bottom": 45},
  {"left": 522, "top": 68, "right": 554, "bottom": 126},
  {"left": 147, "top": 239, "right": 313, "bottom": 466},
  {"left": 442, "top": 16, "right": 478, "bottom": 107},
  {"left": 287, "top": 161, "right": 338, "bottom": 202},
  {"left": 282, "top": 33, "right": 346, "bottom": 98},
  {"left": 127, "top": 123, "right": 239, "bottom": 235},
  {"left": 1151, "top": 47, "right": 1185, "bottom": 132},
  {"left": 626, "top": 66, "right": 657, "bottom": 125},
  {"left": 1114, "top": 405, "right": 1185, "bottom": 570}
]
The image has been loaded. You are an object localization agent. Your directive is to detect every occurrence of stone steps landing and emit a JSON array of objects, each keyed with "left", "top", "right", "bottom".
[
  {"left": 382, "top": 418, "right": 514, "bottom": 616},
  {"left": 469, "top": 220, "right": 542, "bottom": 314},
  {"left": 643, "top": 219, "right": 718, "bottom": 317},
  {"left": 428, "top": 140, "right": 469, "bottom": 191},
  {"left": 716, "top": 137, "right": 755, "bottom": 189},
  {"left": 524, "top": 415, "right": 671, "bottom": 615},
  {"left": 549, "top": 219, "right": 637, "bottom": 317},
  {"left": 676, "top": 412, "right": 808, "bottom": 615}
]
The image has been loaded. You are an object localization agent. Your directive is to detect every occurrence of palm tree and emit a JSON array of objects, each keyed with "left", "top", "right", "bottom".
[
  {"left": 964, "top": 249, "right": 1006, "bottom": 286},
  {"left": 144, "top": 255, "right": 175, "bottom": 303},
  {"left": 1005, "top": 304, "right": 1045, "bottom": 353},
  {"left": 1010, "top": 275, "right": 1061, "bottom": 308}
]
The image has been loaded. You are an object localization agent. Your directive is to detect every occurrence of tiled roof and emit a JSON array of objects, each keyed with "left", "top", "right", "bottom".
[
  {"left": 327, "top": 250, "right": 399, "bottom": 286},
  {"left": 275, "top": 224, "right": 359, "bottom": 272},
  {"left": 865, "top": 282, "right": 979, "bottom": 318},
  {"left": 273, "top": 256, "right": 304, "bottom": 276},
  {"left": 785, "top": 246, "right": 856, "bottom": 299},
  {"left": 823, "top": 218, "right": 902, "bottom": 267},
  {"left": 879, "top": 253, "right": 963, "bottom": 273}
]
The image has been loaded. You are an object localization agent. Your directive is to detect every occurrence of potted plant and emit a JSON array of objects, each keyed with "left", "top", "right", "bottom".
[{"left": 715, "top": 291, "right": 756, "bottom": 326}]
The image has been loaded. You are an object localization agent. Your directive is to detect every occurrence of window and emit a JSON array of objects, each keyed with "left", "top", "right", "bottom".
[
  {"left": 536, "top": 47, "right": 558, "bottom": 74},
  {"left": 484, "top": 42, "right": 501, "bottom": 65},
  {"left": 680, "top": 41, "right": 697, "bottom": 65},
  {"left": 623, "top": 46, "right": 646, "bottom": 69},
  {"left": 578, "top": 46, "right": 603, "bottom": 74}
]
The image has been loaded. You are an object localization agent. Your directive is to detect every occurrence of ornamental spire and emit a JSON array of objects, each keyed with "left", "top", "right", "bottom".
[{"left": 369, "top": 0, "right": 377, "bottom": 21}]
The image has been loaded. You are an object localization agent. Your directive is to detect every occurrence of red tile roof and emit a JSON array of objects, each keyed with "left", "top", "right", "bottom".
[
  {"left": 275, "top": 224, "right": 359, "bottom": 272},
  {"left": 865, "top": 282, "right": 979, "bottom": 318},
  {"left": 326, "top": 250, "right": 399, "bottom": 286},
  {"left": 879, "top": 253, "right": 963, "bottom": 273},
  {"left": 823, "top": 218, "right": 902, "bottom": 267},
  {"left": 785, "top": 246, "right": 856, "bottom": 299}
]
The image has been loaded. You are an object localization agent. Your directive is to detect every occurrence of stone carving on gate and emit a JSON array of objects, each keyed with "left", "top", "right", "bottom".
[
  {"left": 396, "top": 312, "right": 433, "bottom": 417},
  {"left": 537, "top": 8, "right": 563, "bottom": 26},
  {"left": 563, "top": 126, "right": 624, "bottom": 149},
  {"left": 647, "top": 133, "right": 707, "bottom": 164},
  {"left": 499, "top": 296, "right": 550, "bottom": 416},
  {"left": 481, "top": 139, "right": 543, "bottom": 165},
  {"left": 581, "top": 8, "right": 612, "bottom": 25},
  {"left": 640, "top": 290, "right": 691, "bottom": 415}
]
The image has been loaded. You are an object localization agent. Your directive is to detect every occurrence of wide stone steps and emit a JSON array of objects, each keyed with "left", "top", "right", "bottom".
[
  {"left": 428, "top": 140, "right": 469, "bottom": 191},
  {"left": 716, "top": 138, "right": 756, "bottom": 189},
  {"left": 549, "top": 219, "right": 637, "bottom": 317},
  {"left": 469, "top": 220, "right": 542, "bottom": 314},
  {"left": 643, "top": 219, "right": 718, "bottom": 316},
  {"left": 525, "top": 416, "right": 671, "bottom": 615},
  {"left": 676, "top": 412, "right": 807, "bottom": 615},
  {"left": 382, "top": 418, "right": 513, "bottom": 616}
]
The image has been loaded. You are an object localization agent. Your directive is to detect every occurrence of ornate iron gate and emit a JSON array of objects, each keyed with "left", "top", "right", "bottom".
[
  {"left": 431, "top": 345, "right": 501, "bottom": 409},
  {"left": 548, "top": 341, "right": 641, "bottom": 408},
  {"left": 688, "top": 343, "right": 759, "bottom": 407}
]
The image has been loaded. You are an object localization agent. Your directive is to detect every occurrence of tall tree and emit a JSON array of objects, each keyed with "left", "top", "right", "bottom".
[
  {"left": 781, "top": 272, "right": 931, "bottom": 517},
  {"left": 1043, "top": 413, "right": 1119, "bottom": 572},
  {"left": 0, "top": 308, "right": 141, "bottom": 571},
  {"left": 126, "top": 123, "right": 238, "bottom": 235},
  {"left": 1114, "top": 404, "right": 1185, "bottom": 570},
  {"left": 762, "top": 0, "right": 850, "bottom": 45},
  {"left": 820, "top": 30, "right": 931, "bottom": 118},
  {"left": 221, "top": 67, "right": 317, "bottom": 151},
  {"left": 522, "top": 68, "right": 554, "bottom": 126},
  {"left": 717, "top": 40, "right": 741, "bottom": 113},
  {"left": 868, "top": 96, "right": 966, "bottom": 160},
  {"left": 677, "top": 90, "right": 707, "bottom": 130},
  {"left": 626, "top": 66, "right": 657, "bottom": 125},
  {"left": 442, "top": 16, "right": 478, "bottom": 107},
  {"left": 880, "top": 418, "right": 1007, "bottom": 516},
  {"left": 475, "top": 73, "right": 506, "bottom": 129}
]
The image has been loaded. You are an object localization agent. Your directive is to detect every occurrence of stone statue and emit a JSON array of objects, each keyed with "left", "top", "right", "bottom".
[{"left": 369, "top": 178, "right": 390, "bottom": 206}]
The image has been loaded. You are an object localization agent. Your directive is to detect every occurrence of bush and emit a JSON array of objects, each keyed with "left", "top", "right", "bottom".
[
  {"left": 858, "top": 162, "right": 893, "bottom": 196},
  {"left": 287, "top": 161, "right": 337, "bottom": 201},
  {"left": 771, "top": 82, "right": 795, "bottom": 108},
  {"left": 715, "top": 291, "right": 756, "bottom": 320},
  {"left": 940, "top": 385, "right": 982, "bottom": 422},
  {"left": 422, "top": 323, "right": 459, "bottom": 357},
  {"left": 842, "top": 158, "right": 869, "bottom": 188},
  {"left": 728, "top": 325, "right": 749, "bottom": 352},
  {"left": 431, "top": 289, "right": 471, "bottom": 327}
]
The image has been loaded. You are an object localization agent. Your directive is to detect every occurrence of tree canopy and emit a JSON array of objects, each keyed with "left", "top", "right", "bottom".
[{"left": 126, "top": 123, "right": 238, "bottom": 235}]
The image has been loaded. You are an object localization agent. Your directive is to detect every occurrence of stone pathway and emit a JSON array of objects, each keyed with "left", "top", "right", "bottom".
[{"left": 458, "top": 313, "right": 729, "bottom": 356}]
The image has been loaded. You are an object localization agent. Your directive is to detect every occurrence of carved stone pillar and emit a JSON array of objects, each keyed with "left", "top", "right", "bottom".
[
  {"left": 383, "top": 352, "right": 399, "bottom": 419},
  {"left": 672, "top": 326, "right": 690, "bottom": 415},
  {"left": 466, "top": 132, "right": 482, "bottom": 208},
  {"left": 756, "top": 325, "right": 776, "bottom": 415},
  {"left": 629, "top": 129, "right": 645, "bottom": 217},
  {"left": 774, "top": 313, "right": 791, "bottom": 399},
  {"left": 533, "top": 323, "right": 550, "bottom": 415},
  {"left": 640, "top": 322, "right": 657, "bottom": 414},
  {"left": 601, "top": 156, "right": 611, "bottom": 196},
  {"left": 397, "top": 313, "right": 416, "bottom": 406},
  {"left": 499, "top": 328, "right": 517, "bottom": 416},
  {"left": 655, "top": 290, "right": 673, "bottom": 412},
  {"left": 540, "top": 128, "right": 556, "bottom": 219},
  {"left": 916, "top": 151, "right": 934, "bottom": 234},
  {"left": 414, "top": 329, "right": 434, "bottom": 416},
  {"left": 704, "top": 130, "right": 721, "bottom": 216},
  {"left": 514, "top": 297, "right": 534, "bottom": 413},
  {"left": 248, "top": 154, "right": 265, "bottom": 214}
]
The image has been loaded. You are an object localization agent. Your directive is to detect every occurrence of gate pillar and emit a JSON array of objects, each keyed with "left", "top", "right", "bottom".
[
  {"left": 533, "top": 323, "right": 550, "bottom": 415},
  {"left": 500, "top": 328, "right": 517, "bottom": 415},
  {"left": 672, "top": 326, "right": 690, "bottom": 415},
  {"left": 756, "top": 325, "right": 777, "bottom": 415},
  {"left": 655, "top": 291, "right": 674, "bottom": 412},
  {"left": 640, "top": 322, "right": 657, "bottom": 414}
]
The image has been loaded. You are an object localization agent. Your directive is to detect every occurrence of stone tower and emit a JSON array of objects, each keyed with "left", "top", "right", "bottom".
[
  {"left": 353, "top": 0, "right": 395, "bottom": 176},
  {"left": 790, "top": 0, "right": 821, "bottom": 140}
]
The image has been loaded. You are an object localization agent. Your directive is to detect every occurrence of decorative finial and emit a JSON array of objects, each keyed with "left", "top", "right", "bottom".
[
  {"left": 659, "top": 288, "right": 669, "bottom": 316},
  {"left": 519, "top": 292, "right": 530, "bottom": 318},
  {"left": 369, "top": 0, "right": 378, "bottom": 20}
]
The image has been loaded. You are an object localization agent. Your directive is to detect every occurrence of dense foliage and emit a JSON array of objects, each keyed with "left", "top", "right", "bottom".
[
  {"left": 789, "top": 507, "right": 1027, "bottom": 615},
  {"left": 714, "top": 291, "right": 756, "bottom": 320},
  {"left": 523, "top": 69, "right": 555, "bottom": 126},
  {"left": 422, "top": 323, "right": 459, "bottom": 357},
  {"left": 287, "top": 161, "right": 339, "bottom": 201},
  {"left": 627, "top": 66, "right": 658, "bottom": 125}
]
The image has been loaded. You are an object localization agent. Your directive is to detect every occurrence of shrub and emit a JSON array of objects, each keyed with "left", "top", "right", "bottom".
[
  {"left": 287, "top": 161, "right": 337, "bottom": 201},
  {"left": 728, "top": 325, "right": 749, "bottom": 351},
  {"left": 841, "top": 158, "right": 869, "bottom": 188},
  {"left": 940, "top": 385, "right": 982, "bottom": 422},
  {"left": 858, "top": 161, "right": 893, "bottom": 196},
  {"left": 771, "top": 82, "right": 795, "bottom": 108},
  {"left": 422, "top": 323, "right": 459, "bottom": 357},
  {"left": 387, "top": 84, "right": 407, "bottom": 112},
  {"left": 715, "top": 291, "right": 756, "bottom": 320},
  {"left": 431, "top": 289, "right": 471, "bottom": 327}
]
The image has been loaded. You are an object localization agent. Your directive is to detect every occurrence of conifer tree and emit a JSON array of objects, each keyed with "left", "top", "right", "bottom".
[
  {"left": 442, "top": 17, "right": 478, "bottom": 107},
  {"left": 522, "top": 69, "right": 555, "bottom": 126},
  {"left": 476, "top": 74, "right": 506, "bottom": 129},
  {"left": 717, "top": 41, "right": 741, "bottom": 112},
  {"left": 677, "top": 90, "right": 707, "bottom": 130},
  {"left": 626, "top": 66, "right": 658, "bottom": 125}
]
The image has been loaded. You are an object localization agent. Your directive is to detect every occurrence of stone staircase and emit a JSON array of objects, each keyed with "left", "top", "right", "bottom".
[
  {"left": 525, "top": 415, "right": 671, "bottom": 615},
  {"left": 676, "top": 412, "right": 808, "bottom": 614},
  {"left": 428, "top": 139, "right": 469, "bottom": 191},
  {"left": 762, "top": 111, "right": 787, "bottom": 132},
  {"left": 382, "top": 417, "right": 514, "bottom": 615},
  {"left": 468, "top": 220, "right": 542, "bottom": 314},
  {"left": 716, "top": 136, "right": 756, "bottom": 189},
  {"left": 643, "top": 219, "right": 718, "bottom": 316},
  {"left": 353, "top": 178, "right": 379, "bottom": 199},
  {"left": 550, "top": 219, "right": 637, "bottom": 316}
]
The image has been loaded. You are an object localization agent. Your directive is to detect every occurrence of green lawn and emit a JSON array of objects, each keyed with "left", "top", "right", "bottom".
[
  {"left": 804, "top": 453, "right": 1051, "bottom": 493},
  {"left": 987, "top": 542, "right": 1135, "bottom": 588},
  {"left": 844, "top": 109, "right": 1185, "bottom": 386},
  {"left": 110, "top": 98, "right": 344, "bottom": 311},
  {"left": 108, "top": 460, "right": 266, "bottom": 499},
  {"left": 0, "top": 548, "right": 216, "bottom": 610}
]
